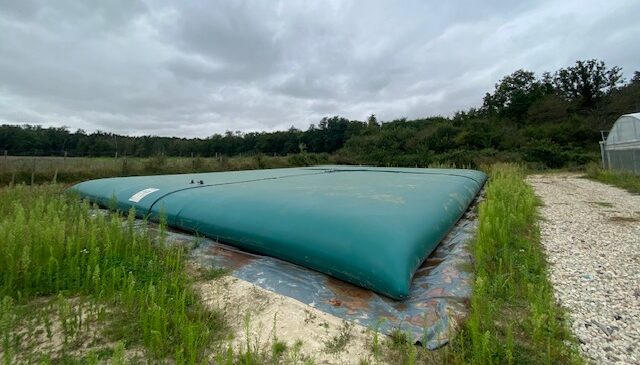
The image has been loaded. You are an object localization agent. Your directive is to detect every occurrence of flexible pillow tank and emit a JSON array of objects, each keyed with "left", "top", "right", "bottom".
[{"left": 70, "top": 166, "right": 487, "bottom": 300}]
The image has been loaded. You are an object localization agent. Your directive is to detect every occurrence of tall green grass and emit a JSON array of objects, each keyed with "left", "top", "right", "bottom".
[
  {"left": 0, "top": 184, "right": 224, "bottom": 363},
  {"left": 585, "top": 163, "right": 640, "bottom": 194},
  {"left": 447, "top": 164, "right": 582, "bottom": 364}
]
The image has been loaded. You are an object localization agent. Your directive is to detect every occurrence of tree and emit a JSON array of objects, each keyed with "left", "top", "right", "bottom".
[
  {"left": 367, "top": 114, "right": 379, "bottom": 128},
  {"left": 602, "top": 70, "right": 640, "bottom": 120},
  {"left": 526, "top": 94, "right": 570, "bottom": 124},
  {"left": 553, "top": 59, "right": 623, "bottom": 108},
  {"left": 482, "top": 69, "right": 548, "bottom": 122}
]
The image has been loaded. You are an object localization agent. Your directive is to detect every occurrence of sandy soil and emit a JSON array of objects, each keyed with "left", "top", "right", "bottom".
[{"left": 199, "top": 276, "right": 378, "bottom": 364}]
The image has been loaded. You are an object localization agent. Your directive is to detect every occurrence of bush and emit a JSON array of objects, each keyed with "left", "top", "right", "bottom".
[
  {"left": 287, "top": 152, "right": 330, "bottom": 167},
  {"left": 434, "top": 149, "right": 476, "bottom": 168},
  {"left": 521, "top": 139, "right": 566, "bottom": 168}
]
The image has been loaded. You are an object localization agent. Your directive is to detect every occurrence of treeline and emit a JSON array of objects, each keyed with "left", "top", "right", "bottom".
[
  {"left": 1, "top": 59, "right": 639, "bottom": 168},
  {"left": 340, "top": 60, "right": 639, "bottom": 168},
  {"left": 0, "top": 117, "right": 363, "bottom": 158}
]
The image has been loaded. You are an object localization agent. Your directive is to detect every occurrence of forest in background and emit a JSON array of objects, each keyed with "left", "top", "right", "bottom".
[{"left": 1, "top": 59, "right": 639, "bottom": 168}]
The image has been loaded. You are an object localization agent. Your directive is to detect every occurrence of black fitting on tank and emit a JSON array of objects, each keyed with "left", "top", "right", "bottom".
[
  {"left": 190, "top": 179, "right": 194, "bottom": 184},
  {"left": 198, "top": 180, "right": 204, "bottom": 185}
]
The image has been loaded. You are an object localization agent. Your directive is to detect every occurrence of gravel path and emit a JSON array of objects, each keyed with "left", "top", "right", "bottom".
[{"left": 527, "top": 174, "right": 640, "bottom": 365}]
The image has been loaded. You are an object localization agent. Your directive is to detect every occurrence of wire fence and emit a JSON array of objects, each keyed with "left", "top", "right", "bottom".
[{"left": 0, "top": 152, "right": 303, "bottom": 186}]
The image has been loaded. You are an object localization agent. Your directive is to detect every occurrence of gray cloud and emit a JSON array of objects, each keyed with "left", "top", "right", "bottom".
[{"left": 0, "top": 0, "right": 638, "bottom": 137}]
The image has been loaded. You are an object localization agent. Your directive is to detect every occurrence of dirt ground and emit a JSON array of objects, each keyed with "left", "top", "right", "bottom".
[{"left": 199, "top": 276, "right": 377, "bottom": 364}]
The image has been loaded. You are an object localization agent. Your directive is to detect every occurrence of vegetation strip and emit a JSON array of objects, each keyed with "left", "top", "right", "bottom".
[
  {"left": 585, "top": 164, "right": 640, "bottom": 194},
  {"left": 0, "top": 184, "right": 223, "bottom": 364},
  {"left": 447, "top": 164, "right": 583, "bottom": 364}
]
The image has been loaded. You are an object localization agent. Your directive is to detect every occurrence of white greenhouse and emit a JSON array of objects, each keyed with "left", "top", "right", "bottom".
[{"left": 600, "top": 112, "right": 640, "bottom": 174}]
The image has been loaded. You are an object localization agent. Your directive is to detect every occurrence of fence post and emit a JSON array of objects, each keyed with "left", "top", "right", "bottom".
[
  {"left": 122, "top": 154, "right": 128, "bottom": 175},
  {"left": 3, "top": 150, "right": 6, "bottom": 161},
  {"left": 31, "top": 157, "right": 36, "bottom": 185}
]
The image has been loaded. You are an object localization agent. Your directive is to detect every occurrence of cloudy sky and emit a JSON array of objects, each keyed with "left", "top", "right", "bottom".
[{"left": 1, "top": 0, "right": 639, "bottom": 137}]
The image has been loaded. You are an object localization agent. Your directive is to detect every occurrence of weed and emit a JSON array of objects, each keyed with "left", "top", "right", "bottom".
[
  {"left": 388, "top": 329, "right": 410, "bottom": 348},
  {"left": 303, "top": 309, "right": 317, "bottom": 324},
  {"left": 370, "top": 319, "right": 384, "bottom": 361},
  {"left": 271, "top": 341, "right": 288, "bottom": 358},
  {"left": 198, "top": 267, "right": 228, "bottom": 281},
  {"left": 588, "top": 201, "right": 614, "bottom": 208},
  {"left": 109, "top": 342, "right": 125, "bottom": 365},
  {"left": 609, "top": 216, "right": 639, "bottom": 223},
  {"left": 323, "top": 320, "right": 353, "bottom": 354}
]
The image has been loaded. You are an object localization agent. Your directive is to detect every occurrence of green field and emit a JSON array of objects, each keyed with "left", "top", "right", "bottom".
[
  {"left": 0, "top": 164, "right": 582, "bottom": 364},
  {"left": 0, "top": 154, "right": 332, "bottom": 186}
]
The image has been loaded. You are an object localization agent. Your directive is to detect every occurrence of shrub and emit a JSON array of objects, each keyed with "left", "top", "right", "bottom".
[{"left": 521, "top": 139, "right": 566, "bottom": 168}]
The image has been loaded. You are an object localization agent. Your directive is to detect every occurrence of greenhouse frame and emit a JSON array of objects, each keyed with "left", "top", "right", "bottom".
[{"left": 600, "top": 113, "right": 640, "bottom": 175}]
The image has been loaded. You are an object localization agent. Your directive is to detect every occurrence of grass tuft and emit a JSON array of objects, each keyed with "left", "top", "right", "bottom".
[{"left": 323, "top": 321, "right": 354, "bottom": 354}]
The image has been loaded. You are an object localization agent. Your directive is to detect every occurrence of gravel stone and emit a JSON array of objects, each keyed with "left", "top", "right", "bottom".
[{"left": 528, "top": 174, "right": 640, "bottom": 365}]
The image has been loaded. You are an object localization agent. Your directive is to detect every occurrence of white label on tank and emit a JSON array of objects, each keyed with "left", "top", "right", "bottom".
[{"left": 128, "top": 188, "right": 159, "bottom": 203}]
